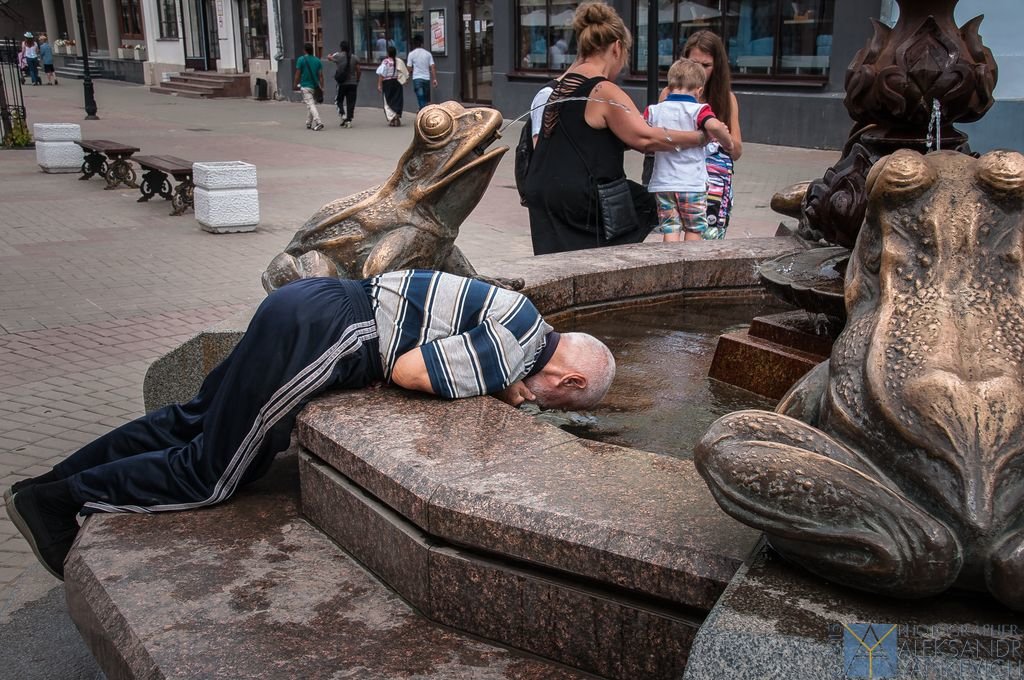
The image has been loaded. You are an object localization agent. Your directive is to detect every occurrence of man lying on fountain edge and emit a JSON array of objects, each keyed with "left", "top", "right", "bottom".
[{"left": 5, "top": 269, "right": 616, "bottom": 581}]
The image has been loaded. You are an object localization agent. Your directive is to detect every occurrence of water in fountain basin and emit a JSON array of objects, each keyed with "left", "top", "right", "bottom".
[{"left": 544, "top": 297, "right": 789, "bottom": 459}]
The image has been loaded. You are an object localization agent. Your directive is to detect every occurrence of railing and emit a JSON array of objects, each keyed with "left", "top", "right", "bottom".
[{"left": 0, "top": 38, "right": 28, "bottom": 142}]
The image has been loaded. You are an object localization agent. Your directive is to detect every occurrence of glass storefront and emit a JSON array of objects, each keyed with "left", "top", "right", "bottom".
[
  {"left": 634, "top": 0, "right": 835, "bottom": 81},
  {"left": 353, "top": 0, "right": 424, "bottom": 61},
  {"left": 517, "top": 0, "right": 578, "bottom": 71}
]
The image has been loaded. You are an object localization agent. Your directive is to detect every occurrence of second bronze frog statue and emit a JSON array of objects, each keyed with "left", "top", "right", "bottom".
[{"left": 263, "top": 101, "right": 519, "bottom": 292}]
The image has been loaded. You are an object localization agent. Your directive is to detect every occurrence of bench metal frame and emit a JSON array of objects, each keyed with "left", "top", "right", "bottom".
[
  {"left": 77, "top": 141, "right": 140, "bottom": 190},
  {"left": 136, "top": 157, "right": 194, "bottom": 216}
]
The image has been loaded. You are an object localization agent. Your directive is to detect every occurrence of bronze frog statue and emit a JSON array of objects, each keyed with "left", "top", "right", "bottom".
[
  {"left": 262, "top": 102, "right": 519, "bottom": 292},
  {"left": 697, "top": 149, "right": 1024, "bottom": 610}
]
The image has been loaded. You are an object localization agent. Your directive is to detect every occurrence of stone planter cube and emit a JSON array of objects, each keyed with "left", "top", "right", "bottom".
[
  {"left": 33, "top": 123, "right": 84, "bottom": 173},
  {"left": 193, "top": 161, "right": 259, "bottom": 233},
  {"left": 134, "top": 49, "right": 147, "bottom": 61},
  {"left": 53, "top": 44, "right": 65, "bottom": 55},
  {"left": 117, "top": 48, "right": 132, "bottom": 59}
]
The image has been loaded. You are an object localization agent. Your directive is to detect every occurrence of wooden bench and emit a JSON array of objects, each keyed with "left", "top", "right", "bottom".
[
  {"left": 75, "top": 139, "right": 141, "bottom": 190},
  {"left": 134, "top": 155, "right": 194, "bottom": 216}
]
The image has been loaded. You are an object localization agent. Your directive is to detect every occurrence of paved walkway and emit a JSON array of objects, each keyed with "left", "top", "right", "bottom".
[{"left": 0, "top": 79, "right": 839, "bottom": 670}]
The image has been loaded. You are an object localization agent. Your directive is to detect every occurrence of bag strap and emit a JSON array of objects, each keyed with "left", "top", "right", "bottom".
[{"left": 553, "top": 102, "right": 602, "bottom": 240}]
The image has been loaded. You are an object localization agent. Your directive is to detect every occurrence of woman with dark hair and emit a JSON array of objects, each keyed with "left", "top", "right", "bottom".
[
  {"left": 524, "top": 2, "right": 706, "bottom": 256},
  {"left": 376, "top": 45, "right": 405, "bottom": 127},
  {"left": 328, "top": 40, "right": 360, "bottom": 127},
  {"left": 682, "top": 30, "right": 743, "bottom": 238}
]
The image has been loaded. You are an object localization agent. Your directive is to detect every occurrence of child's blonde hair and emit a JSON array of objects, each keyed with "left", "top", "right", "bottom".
[{"left": 667, "top": 58, "right": 706, "bottom": 92}]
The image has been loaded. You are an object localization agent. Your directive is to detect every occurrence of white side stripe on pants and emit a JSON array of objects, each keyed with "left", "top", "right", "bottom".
[{"left": 82, "top": 320, "right": 378, "bottom": 514}]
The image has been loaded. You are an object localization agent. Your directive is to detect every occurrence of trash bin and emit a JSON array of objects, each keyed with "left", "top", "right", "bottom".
[{"left": 255, "top": 78, "right": 268, "bottom": 101}]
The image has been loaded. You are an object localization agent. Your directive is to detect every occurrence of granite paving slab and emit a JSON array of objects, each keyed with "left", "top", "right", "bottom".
[{"left": 64, "top": 453, "right": 590, "bottom": 680}]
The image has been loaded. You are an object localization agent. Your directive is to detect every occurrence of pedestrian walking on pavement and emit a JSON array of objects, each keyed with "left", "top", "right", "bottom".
[
  {"left": 327, "top": 41, "right": 360, "bottom": 128},
  {"left": 294, "top": 43, "right": 324, "bottom": 131},
  {"left": 20, "top": 33, "right": 42, "bottom": 86},
  {"left": 377, "top": 46, "right": 405, "bottom": 127},
  {"left": 38, "top": 34, "right": 56, "bottom": 85},
  {"left": 4, "top": 270, "right": 617, "bottom": 580},
  {"left": 406, "top": 35, "right": 437, "bottom": 110}
]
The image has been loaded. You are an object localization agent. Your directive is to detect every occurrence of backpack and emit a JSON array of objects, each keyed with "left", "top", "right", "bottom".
[
  {"left": 334, "top": 53, "right": 350, "bottom": 83},
  {"left": 513, "top": 121, "right": 534, "bottom": 206},
  {"left": 514, "top": 79, "right": 558, "bottom": 206}
]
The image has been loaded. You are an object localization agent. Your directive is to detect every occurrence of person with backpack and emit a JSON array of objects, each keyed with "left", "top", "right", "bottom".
[{"left": 327, "top": 41, "right": 360, "bottom": 128}]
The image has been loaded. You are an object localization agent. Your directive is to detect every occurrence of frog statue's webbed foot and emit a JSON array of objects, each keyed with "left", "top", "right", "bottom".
[
  {"left": 987, "top": 525, "right": 1024, "bottom": 611},
  {"left": 695, "top": 410, "right": 963, "bottom": 598},
  {"left": 262, "top": 250, "right": 339, "bottom": 293}
]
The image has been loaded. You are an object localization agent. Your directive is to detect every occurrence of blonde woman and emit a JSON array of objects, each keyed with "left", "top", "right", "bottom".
[{"left": 524, "top": 2, "right": 706, "bottom": 255}]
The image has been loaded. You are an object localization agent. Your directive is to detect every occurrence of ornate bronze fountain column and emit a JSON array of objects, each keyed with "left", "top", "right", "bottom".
[{"left": 798, "top": 0, "right": 998, "bottom": 248}]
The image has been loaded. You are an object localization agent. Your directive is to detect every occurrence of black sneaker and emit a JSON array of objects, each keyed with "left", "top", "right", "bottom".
[
  {"left": 3, "top": 479, "right": 31, "bottom": 504},
  {"left": 4, "top": 470, "right": 60, "bottom": 503},
  {"left": 5, "top": 487, "right": 79, "bottom": 580}
]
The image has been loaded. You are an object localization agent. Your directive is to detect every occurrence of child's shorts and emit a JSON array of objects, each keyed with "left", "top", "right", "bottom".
[
  {"left": 656, "top": 191, "right": 708, "bottom": 235},
  {"left": 44, "top": 64, "right": 55, "bottom": 74}
]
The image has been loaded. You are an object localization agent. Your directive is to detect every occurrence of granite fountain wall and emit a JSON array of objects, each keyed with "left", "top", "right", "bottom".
[{"left": 63, "top": 237, "right": 804, "bottom": 679}]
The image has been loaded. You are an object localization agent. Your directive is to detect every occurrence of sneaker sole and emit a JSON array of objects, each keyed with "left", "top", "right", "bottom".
[{"left": 4, "top": 492, "right": 64, "bottom": 580}]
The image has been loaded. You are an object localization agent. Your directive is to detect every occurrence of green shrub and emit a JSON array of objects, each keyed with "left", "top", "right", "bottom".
[{"left": 2, "top": 112, "right": 34, "bottom": 148}]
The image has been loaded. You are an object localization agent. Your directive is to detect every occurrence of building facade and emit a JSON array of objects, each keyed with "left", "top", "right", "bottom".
[
  {"left": 8, "top": 0, "right": 1020, "bottom": 151},
  {"left": 287, "top": 0, "right": 1020, "bottom": 151}
]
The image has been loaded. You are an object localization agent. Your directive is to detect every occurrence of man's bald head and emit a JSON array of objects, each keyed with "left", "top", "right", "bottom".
[{"left": 524, "top": 332, "right": 615, "bottom": 410}]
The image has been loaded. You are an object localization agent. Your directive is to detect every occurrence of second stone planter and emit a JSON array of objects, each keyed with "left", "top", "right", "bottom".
[
  {"left": 193, "top": 161, "right": 259, "bottom": 233},
  {"left": 34, "top": 123, "right": 84, "bottom": 173}
]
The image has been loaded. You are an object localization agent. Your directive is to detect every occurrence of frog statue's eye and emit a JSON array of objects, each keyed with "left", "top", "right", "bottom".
[
  {"left": 866, "top": 149, "right": 937, "bottom": 204},
  {"left": 421, "top": 107, "right": 454, "bottom": 142},
  {"left": 976, "top": 151, "right": 1024, "bottom": 202}
]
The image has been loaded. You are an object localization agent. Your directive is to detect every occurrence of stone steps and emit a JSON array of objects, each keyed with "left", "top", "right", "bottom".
[
  {"left": 150, "top": 72, "right": 252, "bottom": 99},
  {"left": 65, "top": 454, "right": 586, "bottom": 680},
  {"left": 54, "top": 61, "right": 123, "bottom": 81}
]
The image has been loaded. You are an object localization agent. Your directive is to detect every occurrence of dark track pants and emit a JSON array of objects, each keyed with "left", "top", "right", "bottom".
[{"left": 55, "top": 277, "right": 382, "bottom": 514}]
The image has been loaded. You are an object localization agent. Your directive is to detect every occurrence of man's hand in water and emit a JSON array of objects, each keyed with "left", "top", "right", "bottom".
[{"left": 495, "top": 381, "right": 536, "bottom": 407}]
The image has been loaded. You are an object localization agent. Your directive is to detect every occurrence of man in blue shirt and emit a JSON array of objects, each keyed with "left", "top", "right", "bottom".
[
  {"left": 6, "top": 271, "right": 615, "bottom": 580},
  {"left": 293, "top": 42, "right": 324, "bottom": 131}
]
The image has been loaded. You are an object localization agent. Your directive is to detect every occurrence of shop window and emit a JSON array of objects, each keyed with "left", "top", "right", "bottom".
[
  {"left": 517, "top": 0, "right": 578, "bottom": 71},
  {"left": 634, "top": 0, "right": 835, "bottom": 81},
  {"left": 242, "top": 0, "right": 269, "bottom": 59},
  {"left": 353, "top": 0, "right": 423, "bottom": 64},
  {"left": 119, "top": 0, "right": 144, "bottom": 39},
  {"left": 157, "top": 0, "right": 178, "bottom": 38}
]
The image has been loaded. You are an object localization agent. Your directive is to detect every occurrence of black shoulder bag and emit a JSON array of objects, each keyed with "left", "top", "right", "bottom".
[{"left": 560, "top": 118, "right": 641, "bottom": 242}]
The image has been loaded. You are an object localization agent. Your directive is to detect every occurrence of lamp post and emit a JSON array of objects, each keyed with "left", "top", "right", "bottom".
[
  {"left": 646, "top": 0, "right": 658, "bottom": 106},
  {"left": 73, "top": 0, "right": 99, "bottom": 119}
]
